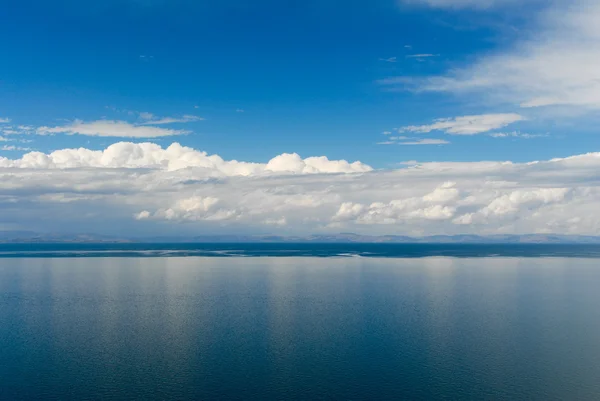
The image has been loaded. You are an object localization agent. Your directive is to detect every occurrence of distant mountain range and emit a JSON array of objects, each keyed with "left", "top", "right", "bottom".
[
  {"left": 0, "top": 231, "right": 134, "bottom": 244},
  {"left": 2, "top": 231, "right": 600, "bottom": 244}
]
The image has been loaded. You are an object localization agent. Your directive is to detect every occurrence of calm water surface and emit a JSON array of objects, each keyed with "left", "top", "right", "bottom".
[{"left": 1, "top": 257, "right": 600, "bottom": 400}]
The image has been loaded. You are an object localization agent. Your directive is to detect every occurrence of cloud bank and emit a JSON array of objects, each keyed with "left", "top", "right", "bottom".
[{"left": 1, "top": 142, "right": 599, "bottom": 236}]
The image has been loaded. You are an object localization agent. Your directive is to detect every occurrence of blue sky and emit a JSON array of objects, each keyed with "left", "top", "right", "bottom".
[
  {"left": 3, "top": 0, "right": 592, "bottom": 165},
  {"left": 1, "top": 0, "right": 600, "bottom": 236}
]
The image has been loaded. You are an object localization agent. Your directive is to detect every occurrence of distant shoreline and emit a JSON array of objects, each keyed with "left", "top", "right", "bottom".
[
  {"left": 1, "top": 242, "right": 600, "bottom": 259},
  {"left": 2, "top": 232, "right": 600, "bottom": 245}
]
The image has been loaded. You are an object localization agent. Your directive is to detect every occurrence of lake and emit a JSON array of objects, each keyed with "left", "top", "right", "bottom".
[{"left": 1, "top": 254, "right": 600, "bottom": 400}]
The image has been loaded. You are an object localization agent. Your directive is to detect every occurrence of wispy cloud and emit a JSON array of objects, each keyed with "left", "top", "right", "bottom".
[
  {"left": 139, "top": 114, "right": 203, "bottom": 125},
  {"left": 406, "top": 54, "right": 438, "bottom": 58},
  {"left": 392, "top": 1, "right": 600, "bottom": 112},
  {"left": 400, "top": 113, "right": 525, "bottom": 135},
  {"left": 0, "top": 118, "right": 11, "bottom": 124},
  {"left": 2, "top": 125, "right": 35, "bottom": 137},
  {"left": 106, "top": 109, "right": 202, "bottom": 125},
  {"left": 138, "top": 112, "right": 155, "bottom": 120},
  {"left": 398, "top": 139, "right": 450, "bottom": 145},
  {"left": 377, "top": 136, "right": 449, "bottom": 146},
  {"left": 489, "top": 131, "right": 548, "bottom": 139},
  {"left": 1, "top": 145, "right": 31, "bottom": 151},
  {"left": 379, "top": 57, "right": 398, "bottom": 63},
  {"left": 400, "top": 0, "right": 520, "bottom": 9},
  {"left": 38, "top": 120, "right": 190, "bottom": 138}
]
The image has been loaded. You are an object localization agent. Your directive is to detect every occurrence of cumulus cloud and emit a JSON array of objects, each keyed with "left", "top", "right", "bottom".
[
  {"left": 37, "top": 120, "right": 189, "bottom": 138},
  {"left": 1, "top": 142, "right": 600, "bottom": 236},
  {"left": 390, "top": 1, "right": 600, "bottom": 111},
  {"left": 399, "top": 114, "right": 525, "bottom": 135},
  {"left": 0, "top": 142, "right": 372, "bottom": 175},
  {"left": 140, "top": 196, "right": 238, "bottom": 222},
  {"left": 333, "top": 182, "right": 460, "bottom": 224},
  {"left": 453, "top": 188, "right": 570, "bottom": 225}
]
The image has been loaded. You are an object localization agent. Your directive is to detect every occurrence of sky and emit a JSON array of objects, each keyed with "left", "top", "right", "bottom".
[{"left": 1, "top": 0, "right": 600, "bottom": 237}]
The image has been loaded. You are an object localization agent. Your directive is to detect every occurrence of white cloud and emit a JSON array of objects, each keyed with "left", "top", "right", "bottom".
[
  {"left": 379, "top": 57, "right": 398, "bottom": 63},
  {"left": 2, "top": 125, "right": 36, "bottom": 137},
  {"left": 142, "top": 196, "right": 237, "bottom": 222},
  {"left": 0, "top": 118, "right": 10, "bottom": 124},
  {"left": 489, "top": 131, "right": 548, "bottom": 139},
  {"left": 264, "top": 217, "right": 287, "bottom": 226},
  {"left": 392, "top": 1, "right": 600, "bottom": 111},
  {"left": 400, "top": 113, "right": 525, "bottom": 135},
  {"left": 139, "top": 115, "right": 203, "bottom": 125},
  {"left": 1, "top": 145, "right": 31, "bottom": 151},
  {"left": 37, "top": 120, "right": 189, "bottom": 138},
  {"left": 138, "top": 112, "right": 155, "bottom": 120},
  {"left": 265, "top": 153, "right": 372, "bottom": 175},
  {"left": 333, "top": 182, "right": 460, "bottom": 224},
  {"left": 406, "top": 54, "right": 438, "bottom": 58},
  {"left": 398, "top": 139, "right": 450, "bottom": 145},
  {"left": 378, "top": 134, "right": 449, "bottom": 145},
  {"left": 400, "top": 0, "right": 519, "bottom": 9},
  {"left": 1, "top": 142, "right": 600, "bottom": 236},
  {"left": 0, "top": 142, "right": 372, "bottom": 175},
  {"left": 134, "top": 210, "right": 151, "bottom": 220},
  {"left": 454, "top": 188, "right": 570, "bottom": 225},
  {"left": 0, "top": 136, "right": 7, "bottom": 142}
]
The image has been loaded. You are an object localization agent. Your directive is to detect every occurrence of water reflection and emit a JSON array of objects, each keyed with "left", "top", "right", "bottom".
[{"left": 1, "top": 257, "right": 600, "bottom": 400}]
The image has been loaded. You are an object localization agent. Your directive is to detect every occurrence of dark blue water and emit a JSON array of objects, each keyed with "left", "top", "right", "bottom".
[
  {"left": 2, "top": 256, "right": 600, "bottom": 400},
  {"left": 1, "top": 242, "right": 600, "bottom": 258}
]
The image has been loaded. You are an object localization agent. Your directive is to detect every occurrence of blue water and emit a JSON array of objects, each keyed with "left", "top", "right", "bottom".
[
  {"left": 1, "top": 242, "right": 600, "bottom": 258},
  {"left": 2, "top": 255, "right": 600, "bottom": 400}
]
